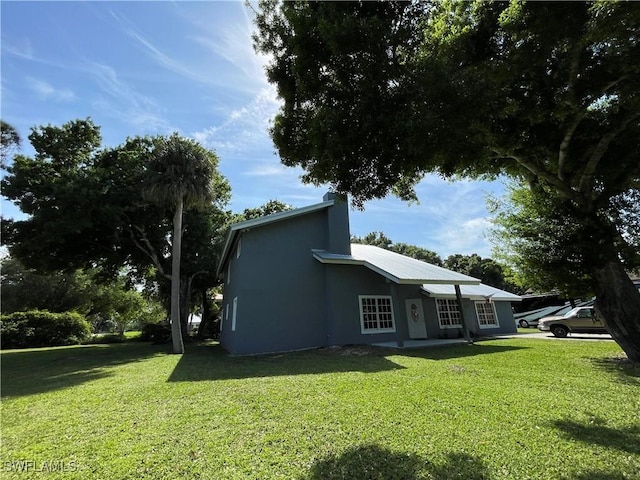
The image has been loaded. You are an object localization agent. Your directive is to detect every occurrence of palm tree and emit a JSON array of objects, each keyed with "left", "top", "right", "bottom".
[{"left": 143, "top": 133, "right": 219, "bottom": 354}]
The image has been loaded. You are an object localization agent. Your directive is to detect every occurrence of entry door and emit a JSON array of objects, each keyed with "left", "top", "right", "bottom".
[{"left": 406, "top": 299, "right": 427, "bottom": 339}]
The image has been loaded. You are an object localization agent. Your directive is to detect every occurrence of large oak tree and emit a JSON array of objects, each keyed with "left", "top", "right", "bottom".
[{"left": 253, "top": 1, "right": 640, "bottom": 360}]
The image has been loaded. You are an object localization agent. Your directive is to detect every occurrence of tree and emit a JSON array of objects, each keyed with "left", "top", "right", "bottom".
[
  {"left": 253, "top": 1, "right": 640, "bottom": 361},
  {"left": 142, "top": 133, "right": 225, "bottom": 354},
  {"left": 351, "top": 231, "right": 393, "bottom": 250},
  {"left": 1, "top": 120, "right": 232, "bottom": 352},
  {"left": 241, "top": 199, "right": 293, "bottom": 220},
  {"left": 0, "top": 257, "right": 93, "bottom": 315},
  {"left": 489, "top": 183, "right": 591, "bottom": 297},
  {"left": 443, "top": 254, "right": 519, "bottom": 293},
  {"left": 1, "top": 120, "right": 21, "bottom": 168}
]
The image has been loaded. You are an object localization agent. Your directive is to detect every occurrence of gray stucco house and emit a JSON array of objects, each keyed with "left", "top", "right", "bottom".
[{"left": 217, "top": 193, "right": 520, "bottom": 355}]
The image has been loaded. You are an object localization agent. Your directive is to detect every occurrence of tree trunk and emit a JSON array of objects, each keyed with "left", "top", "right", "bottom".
[
  {"left": 593, "top": 259, "right": 640, "bottom": 363},
  {"left": 179, "top": 277, "right": 190, "bottom": 341},
  {"left": 197, "top": 288, "right": 211, "bottom": 339},
  {"left": 170, "top": 200, "right": 185, "bottom": 354}
]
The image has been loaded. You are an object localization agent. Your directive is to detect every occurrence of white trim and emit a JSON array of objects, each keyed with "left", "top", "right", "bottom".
[
  {"left": 358, "top": 295, "right": 396, "bottom": 334},
  {"left": 474, "top": 301, "right": 499, "bottom": 329},
  {"left": 231, "top": 297, "right": 238, "bottom": 332}
]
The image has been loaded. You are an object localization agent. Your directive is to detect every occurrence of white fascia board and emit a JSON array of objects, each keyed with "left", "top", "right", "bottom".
[{"left": 312, "top": 250, "right": 364, "bottom": 265}]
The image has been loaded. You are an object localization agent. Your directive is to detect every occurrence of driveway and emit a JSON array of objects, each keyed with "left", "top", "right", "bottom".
[{"left": 490, "top": 332, "right": 614, "bottom": 341}]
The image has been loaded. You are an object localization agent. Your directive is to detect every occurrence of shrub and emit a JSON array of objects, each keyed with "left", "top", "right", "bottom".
[
  {"left": 0, "top": 310, "right": 92, "bottom": 349},
  {"left": 140, "top": 322, "right": 171, "bottom": 343}
]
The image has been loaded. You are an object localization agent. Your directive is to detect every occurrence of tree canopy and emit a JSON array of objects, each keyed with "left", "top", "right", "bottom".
[
  {"left": 253, "top": 0, "right": 640, "bottom": 360},
  {"left": 1, "top": 119, "right": 231, "bottom": 348}
]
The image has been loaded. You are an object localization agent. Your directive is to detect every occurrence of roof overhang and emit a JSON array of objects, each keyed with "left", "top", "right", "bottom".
[
  {"left": 313, "top": 246, "right": 481, "bottom": 285},
  {"left": 421, "top": 283, "right": 522, "bottom": 302}
]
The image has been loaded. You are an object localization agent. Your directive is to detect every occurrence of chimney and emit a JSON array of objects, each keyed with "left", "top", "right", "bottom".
[{"left": 324, "top": 191, "right": 351, "bottom": 255}]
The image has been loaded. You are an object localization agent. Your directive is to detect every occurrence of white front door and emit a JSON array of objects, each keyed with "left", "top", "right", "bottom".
[{"left": 406, "top": 299, "right": 427, "bottom": 339}]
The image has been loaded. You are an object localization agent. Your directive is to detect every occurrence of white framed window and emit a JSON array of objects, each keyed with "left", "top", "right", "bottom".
[
  {"left": 358, "top": 295, "right": 396, "bottom": 334},
  {"left": 231, "top": 297, "right": 238, "bottom": 331},
  {"left": 221, "top": 304, "right": 228, "bottom": 332},
  {"left": 236, "top": 238, "right": 241, "bottom": 259},
  {"left": 475, "top": 301, "right": 499, "bottom": 328},
  {"left": 436, "top": 298, "right": 462, "bottom": 328},
  {"left": 227, "top": 262, "right": 231, "bottom": 285}
]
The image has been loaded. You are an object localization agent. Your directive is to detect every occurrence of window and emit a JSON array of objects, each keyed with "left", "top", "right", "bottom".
[
  {"left": 226, "top": 262, "right": 231, "bottom": 285},
  {"left": 475, "top": 301, "right": 498, "bottom": 328},
  {"left": 236, "top": 238, "right": 241, "bottom": 259},
  {"left": 436, "top": 298, "right": 462, "bottom": 328},
  {"left": 359, "top": 296, "right": 396, "bottom": 334},
  {"left": 231, "top": 297, "right": 238, "bottom": 331}
]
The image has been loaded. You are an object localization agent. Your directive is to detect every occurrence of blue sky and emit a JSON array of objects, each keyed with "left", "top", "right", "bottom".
[{"left": 1, "top": 1, "right": 504, "bottom": 259}]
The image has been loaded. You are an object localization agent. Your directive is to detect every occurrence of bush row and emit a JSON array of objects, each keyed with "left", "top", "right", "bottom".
[{"left": 1, "top": 310, "right": 92, "bottom": 349}]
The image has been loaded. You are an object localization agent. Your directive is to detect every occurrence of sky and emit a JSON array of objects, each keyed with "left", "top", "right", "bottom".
[{"left": 1, "top": 0, "right": 506, "bottom": 259}]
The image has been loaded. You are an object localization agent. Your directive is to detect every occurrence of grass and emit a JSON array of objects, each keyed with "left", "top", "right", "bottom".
[{"left": 1, "top": 338, "right": 639, "bottom": 479}]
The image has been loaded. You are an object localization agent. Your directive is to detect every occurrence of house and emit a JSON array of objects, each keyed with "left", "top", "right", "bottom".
[{"left": 217, "top": 193, "right": 520, "bottom": 355}]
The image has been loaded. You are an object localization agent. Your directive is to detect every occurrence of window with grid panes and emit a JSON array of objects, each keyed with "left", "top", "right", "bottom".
[
  {"left": 358, "top": 296, "right": 396, "bottom": 334},
  {"left": 475, "top": 301, "right": 499, "bottom": 328},
  {"left": 436, "top": 298, "right": 462, "bottom": 328}
]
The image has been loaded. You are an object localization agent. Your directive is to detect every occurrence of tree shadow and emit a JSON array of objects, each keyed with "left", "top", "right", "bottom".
[
  {"left": 552, "top": 418, "right": 640, "bottom": 455},
  {"left": 167, "top": 343, "right": 407, "bottom": 382},
  {"left": 167, "top": 342, "right": 528, "bottom": 382},
  {"left": 300, "top": 445, "right": 490, "bottom": 480},
  {"left": 396, "top": 343, "right": 529, "bottom": 362},
  {"left": 590, "top": 356, "right": 640, "bottom": 386},
  {"left": 1, "top": 342, "right": 169, "bottom": 398}
]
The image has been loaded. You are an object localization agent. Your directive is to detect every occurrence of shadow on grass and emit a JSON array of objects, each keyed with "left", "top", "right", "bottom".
[
  {"left": 300, "top": 445, "right": 490, "bottom": 480},
  {"left": 590, "top": 356, "right": 640, "bottom": 386},
  {"left": 168, "top": 342, "right": 526, "bottom": 382},
  {"left": 395, "top": 343, "right": 529, "bottom": 362},
  {"left": 552, "top": 418, "right": 640, "bottom": 455},
  {"left": 167, "top": 343, "right": 406, "bottom": 382},
  {"left": 0, "top": 342, "right": 169, "bottom": 398}
]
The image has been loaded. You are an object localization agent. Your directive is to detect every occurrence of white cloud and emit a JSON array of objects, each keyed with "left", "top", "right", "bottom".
[
  {"left": 85, "top": 62, "right": 171, "bottom": 133},
  {"left": 191, "top": 84, "right": 280, "bottom": 154},
  {"left": 26, "top": 77, "right": 75, "bottom": 102},
  {"left": 244, "top": 164, "right": 286, "bottom": 177}
]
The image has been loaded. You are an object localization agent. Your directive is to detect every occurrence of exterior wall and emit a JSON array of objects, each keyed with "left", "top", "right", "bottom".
[
  {"left": 323, "top": 264, "right": 518, "bottom": 347},
  {"left": 220, "top": 209, "right": 330, "bottom": 355},
  {"left": 421, "top": 296, "right": 517, "bottom": 338}
]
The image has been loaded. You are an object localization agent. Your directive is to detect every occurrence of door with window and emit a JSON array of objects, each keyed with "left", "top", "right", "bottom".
[{"left": 405, "top": 299, "right": 427, "bottom": 339}]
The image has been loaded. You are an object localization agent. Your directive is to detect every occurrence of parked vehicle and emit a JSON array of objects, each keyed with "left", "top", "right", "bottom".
[{"left": 537, "top": 306, "right": 608, "bottom": 337}]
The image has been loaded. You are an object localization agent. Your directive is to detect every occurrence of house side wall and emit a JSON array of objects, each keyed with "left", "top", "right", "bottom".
[
  {"left": 220, "top": 209, "right": 329, "bottom": 355},
  {"left": 325, "top": 265, "right": 426, "bottom": 345},
  {"left": 421, "top": 296, "right": 517, "bottom": 337}
]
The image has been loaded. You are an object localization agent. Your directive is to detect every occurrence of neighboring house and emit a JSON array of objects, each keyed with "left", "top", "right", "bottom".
[{"left": 217, "top": 193, "right": 520, "bottom": 355}]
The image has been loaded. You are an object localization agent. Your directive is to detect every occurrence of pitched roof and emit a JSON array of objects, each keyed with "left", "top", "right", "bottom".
[
  {"left": 313, "top": 244, "right": 481, "bottom": 285},
  {"left": 421, "top": 283, "right": 522, "bottom": 302},
  {"left": 217, "top": 198, "right": 335, "bottom": 276}
]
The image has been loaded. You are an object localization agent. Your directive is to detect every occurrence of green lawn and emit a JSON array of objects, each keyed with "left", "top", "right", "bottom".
[{"left": 1, "top": 338, "right": 638, "bottom": 479}]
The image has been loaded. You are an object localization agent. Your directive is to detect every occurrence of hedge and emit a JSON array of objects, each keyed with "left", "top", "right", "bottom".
[{"left": 1, "top": 310, "right": 92, "bottom": 349}]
